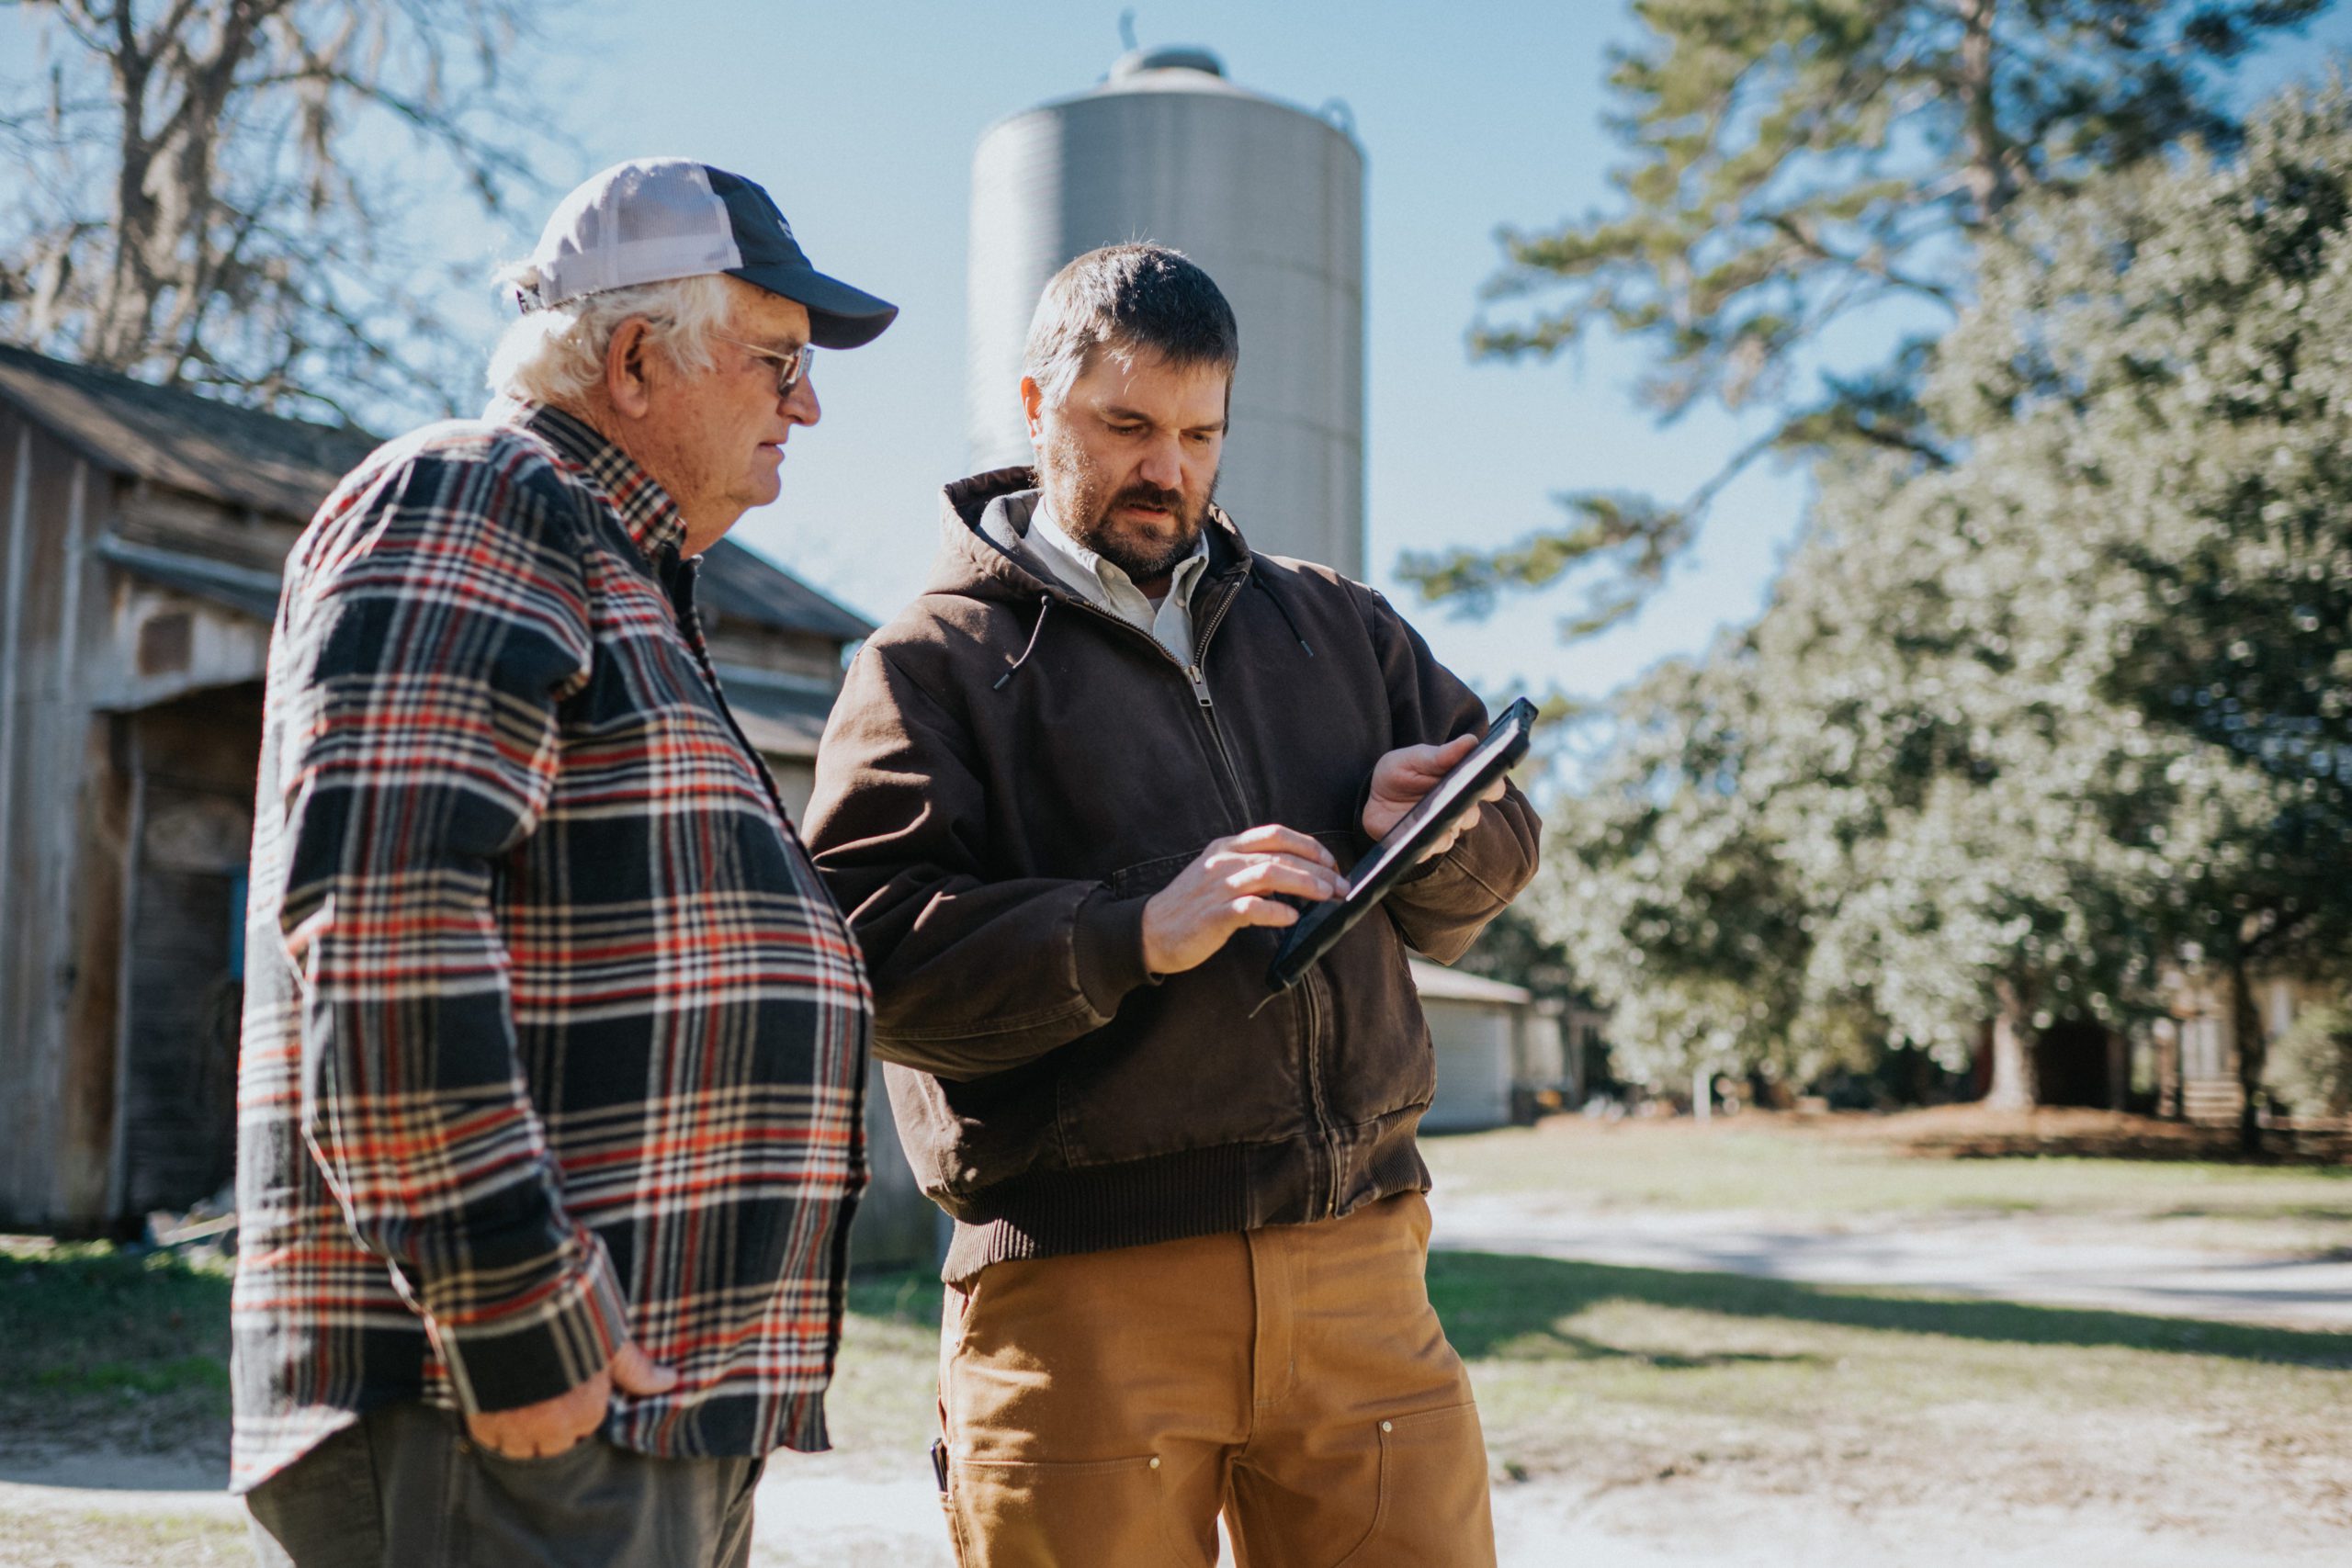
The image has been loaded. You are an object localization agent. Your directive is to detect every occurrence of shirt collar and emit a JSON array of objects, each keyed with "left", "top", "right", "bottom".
[
  {"left": 1029, "top": 499, "right": 1210, "bottom": 606},
  {"left": 495, "top": 397, "right": 689, "bottom": 561}
]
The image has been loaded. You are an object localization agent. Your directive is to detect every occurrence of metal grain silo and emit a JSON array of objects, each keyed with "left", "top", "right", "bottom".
[{"left": 967, "top": 46, "right": 1365, "bottom": 577}]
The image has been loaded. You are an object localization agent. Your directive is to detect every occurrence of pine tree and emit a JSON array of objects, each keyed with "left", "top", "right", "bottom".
[{"left": 1404, "top": 0, "right": 2325, "bottom": 638}]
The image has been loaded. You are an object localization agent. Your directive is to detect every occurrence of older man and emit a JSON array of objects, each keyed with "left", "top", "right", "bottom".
[
  {"left": 807, "top": 244, "right": 1538, "bottom": 1565},
  {"left": 233, "top": 160, "right": 893, "bottom": 1567}
]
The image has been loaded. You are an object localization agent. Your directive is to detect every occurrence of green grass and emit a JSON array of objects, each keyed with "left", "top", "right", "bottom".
[
  {"left": 828, "top": 1271, "right": 949, "bottom": 1461},
  {"left": 5, "top": 1247, "right": 2344, "bottom": 1559},
  {"left": 828, "top": 1114, "right": 2352, "bottom": 1500},
  {"left": 1421, "top": 1118, "right": 2352, "bottom": 1235},
  {"left": 0, "top": 1242, "right": 232, "bottom": 1461},
  {"left": 9, "top": 1115, "right": 2348, "bottom": 1542},
  {"left": 826, "top": 1245, "right": 2352, "bottom": 1510},
  {"left": 817, "top": 1252, "right": 2352, "bottom": 1540}
]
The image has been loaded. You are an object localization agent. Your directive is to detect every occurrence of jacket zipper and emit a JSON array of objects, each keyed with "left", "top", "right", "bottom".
[
  {"left": 1181, "top": 584, "right": 1255, "bottom": 822},
  {"left": 1299, "top": 965, "right": 1341, "bottom": 1218},
  {"left": 1174, "top": 580, "right": 1340, "bottom": 1211},
  {"left": 1049, "top": 572, "right": 1255, "bottom": 829},
  {"left": 1019, "top": 568, "right": 1339, "bottom": 1207}
]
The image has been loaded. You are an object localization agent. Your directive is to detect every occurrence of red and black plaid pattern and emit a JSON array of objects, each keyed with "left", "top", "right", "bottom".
[{"left": 231, "top": 402, "right": 870, "bottom": 1493}]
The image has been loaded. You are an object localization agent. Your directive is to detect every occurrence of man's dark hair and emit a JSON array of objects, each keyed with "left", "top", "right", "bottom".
[{"left": 1023, "top": 243, "right": 1239, "bottom": 404}]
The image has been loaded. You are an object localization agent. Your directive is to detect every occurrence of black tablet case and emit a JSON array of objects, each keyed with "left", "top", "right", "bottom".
[{"left": 1265, "top": 697, "right": 1536, "bottom": 991}]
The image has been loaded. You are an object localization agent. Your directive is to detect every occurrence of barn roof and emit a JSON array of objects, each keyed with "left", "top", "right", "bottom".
[
  {"left": 715, "top": 666, "right": 839, "bottom": 761},
  {"left": 700, "top": 537, "right": 875, "bottom": 643},
  {"left": 0, "top": 344, "right": 875, "bottom": 642},
  {"left": 0, "top": 344, "right": 378, "bottom": 520}
]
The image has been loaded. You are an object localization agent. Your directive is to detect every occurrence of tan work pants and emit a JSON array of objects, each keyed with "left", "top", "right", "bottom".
[{"left": 938, "top": 1190, "right": 1497, "bottom": 1567}]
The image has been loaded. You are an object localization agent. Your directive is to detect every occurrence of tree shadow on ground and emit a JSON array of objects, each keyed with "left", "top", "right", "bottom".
[
  {"left": 1917, "top": 1132, "right": 2352, "bottom": 1166},
  {"left": 2154, "top": 1205, "right": 2352, "bottom": 1225},
  {"left": 1426, "top": 1250, "right": 2352, "bottom": 1370}
]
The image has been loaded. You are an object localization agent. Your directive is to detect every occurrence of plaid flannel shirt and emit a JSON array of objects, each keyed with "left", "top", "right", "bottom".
[{"left": 231, "top": 401, "right": 871, "bottom": 1493}]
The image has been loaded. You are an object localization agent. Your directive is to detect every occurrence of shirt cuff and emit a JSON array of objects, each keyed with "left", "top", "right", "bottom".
[{"left": 428, "top": 1224, "right": 631, "bottom": 1416}]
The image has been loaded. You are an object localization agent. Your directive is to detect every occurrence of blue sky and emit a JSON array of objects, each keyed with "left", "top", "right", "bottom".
[
  {"left": 519, "top": 0, "right": 1809, "bottom": 704},
  {"left": 15, "top": 1, "right": 2352, "bottom": 704}
]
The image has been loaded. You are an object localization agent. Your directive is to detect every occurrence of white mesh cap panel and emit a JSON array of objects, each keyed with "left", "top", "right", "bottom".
[{"left": 531, "top": 159, "right": 744, "bottom": 304}]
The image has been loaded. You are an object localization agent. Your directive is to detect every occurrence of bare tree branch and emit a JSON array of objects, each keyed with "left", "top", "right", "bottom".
[{"left": 1, "top": 0, "right": 574, "bottom": 423}]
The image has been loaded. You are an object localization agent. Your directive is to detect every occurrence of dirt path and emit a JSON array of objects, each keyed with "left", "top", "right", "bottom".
[{"left": 10, "top": 1462, "right": 2332, "bottom": 1568}]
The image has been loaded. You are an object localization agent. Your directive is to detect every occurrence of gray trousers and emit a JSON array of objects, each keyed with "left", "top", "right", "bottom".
[{"left": 245, "top": 1402, "right": 763, "bottom": 1568}]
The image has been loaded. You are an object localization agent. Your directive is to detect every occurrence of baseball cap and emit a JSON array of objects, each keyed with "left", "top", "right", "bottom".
[{"left": 522, "top": 158, "right": 898, "bottom": 349}]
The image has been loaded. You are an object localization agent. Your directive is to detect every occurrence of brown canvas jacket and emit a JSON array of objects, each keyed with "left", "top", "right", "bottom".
[{"left": 804, "top": 469, "right": 1539, "bottom": 1279}]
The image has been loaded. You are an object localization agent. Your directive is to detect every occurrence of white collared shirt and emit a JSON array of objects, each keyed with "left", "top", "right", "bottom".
[{"left": 1026, "top": 501, "right": 1211, "bottom": 666}]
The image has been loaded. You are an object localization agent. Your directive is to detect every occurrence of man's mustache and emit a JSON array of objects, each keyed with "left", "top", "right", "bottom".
[{"left": 1108, "top": 482, "right": 1188, "bottom": 514}]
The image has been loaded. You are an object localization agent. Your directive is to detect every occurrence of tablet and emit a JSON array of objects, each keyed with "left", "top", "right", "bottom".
[{"left": 1266, "top": 697, "right": 1536, "bottom": 992}]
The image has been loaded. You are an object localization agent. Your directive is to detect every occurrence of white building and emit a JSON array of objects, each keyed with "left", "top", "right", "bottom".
[{"left": 1412, "top": 960, "right": 1578, "bottom": 1134}]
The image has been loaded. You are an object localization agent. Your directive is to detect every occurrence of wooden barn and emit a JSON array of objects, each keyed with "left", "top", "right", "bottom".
[{"left": 0, "top": 345, "right": 937, "bottom": 1267}]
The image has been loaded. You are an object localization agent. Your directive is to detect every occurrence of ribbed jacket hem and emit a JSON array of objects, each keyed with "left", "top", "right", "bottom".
[{"left": 940, "top": 1110, "right": 1431, "bottom": 1281}]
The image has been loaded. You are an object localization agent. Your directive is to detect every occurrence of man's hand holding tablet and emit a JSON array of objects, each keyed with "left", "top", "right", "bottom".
[
  {"left": 1135, "top": 700, "right": 1536, "bottom": 986},
  {"left": 1266, "top": 698, "right": 1538, "bottom": 991},
  {"left": 1364, "top": 731, "right": 1512, "bottom": 862}
]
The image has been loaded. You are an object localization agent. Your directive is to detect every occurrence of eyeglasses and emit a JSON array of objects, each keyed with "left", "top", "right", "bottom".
[{"left": 717, "top": 335, "right": 815, "bottom": 399}]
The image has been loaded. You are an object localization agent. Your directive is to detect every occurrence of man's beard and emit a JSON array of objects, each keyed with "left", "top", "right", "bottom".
[{"left": 1042, "top": 430, "right": 1215, "bottom": 582}]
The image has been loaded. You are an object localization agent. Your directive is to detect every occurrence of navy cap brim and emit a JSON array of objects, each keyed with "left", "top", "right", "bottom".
[
  {"left": 702, "top": 165, "right": 897, "bottom": 349},
  {"left": 728, "top": 262, "right": 899, "bottom": 349}
]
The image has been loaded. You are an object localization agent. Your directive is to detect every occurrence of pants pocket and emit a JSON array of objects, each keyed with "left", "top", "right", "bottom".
[
  {"left": 949, "top": 1453, "right": 1180, "bottom": 1567},
  {"left": 245, "top": 1417, "right": 388, "bottom": 1568},
  {"left": 1332, "top": 1402, "right": 1494, "bottom": 1568},
  {"left": 456, "top": 1438, "right": 621, "bottom": 1567},
  {"left": 471, "top": 1437, "right": 606, "bottom": 1475}
]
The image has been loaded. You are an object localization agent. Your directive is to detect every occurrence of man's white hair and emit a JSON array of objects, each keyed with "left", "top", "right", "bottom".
[{"left": 485, "top": 266, "right": 735, "bottom": 406}]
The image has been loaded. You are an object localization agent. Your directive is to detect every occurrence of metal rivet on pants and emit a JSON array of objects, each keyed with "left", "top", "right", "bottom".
[
  {"left": 1149, "top": 1457, "right": 1161, "bottom": 1469},
  {"left": 1380, "top": 1421, "right": 1394, "bottom": 1433}
]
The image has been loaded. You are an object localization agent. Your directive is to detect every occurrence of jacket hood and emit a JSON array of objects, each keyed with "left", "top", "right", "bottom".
[{"left": 930, "top": 466, "right": 1255, "bottom": 606}]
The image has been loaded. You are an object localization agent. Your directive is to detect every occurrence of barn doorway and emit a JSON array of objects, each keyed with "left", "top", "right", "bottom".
[{"left": 114, "top": 685, "right": 262, "bottom": 1218}]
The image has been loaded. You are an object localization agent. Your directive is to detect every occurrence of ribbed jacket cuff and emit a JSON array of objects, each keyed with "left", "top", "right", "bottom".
[
  {"left": 430, "top": 1224, "right": 630, "bottom": 1416},
  {"left": 1072, "top": 889, "right": 1154, "bottom": 1015}
]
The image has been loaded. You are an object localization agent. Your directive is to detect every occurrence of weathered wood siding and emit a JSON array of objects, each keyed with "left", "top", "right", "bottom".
[
  {"left": 0, "top": 402, "right": 272, "bottom": 1229},
  {"left": 0, "top": 404, "right": 119, "bottom": 1228}
]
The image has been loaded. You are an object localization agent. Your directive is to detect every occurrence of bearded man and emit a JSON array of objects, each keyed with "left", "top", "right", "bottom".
[{"left": 804, "top": 243, "right": 1539, "bottom": 1566}]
